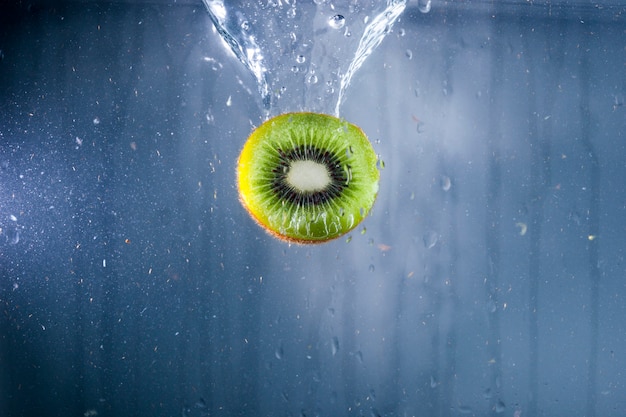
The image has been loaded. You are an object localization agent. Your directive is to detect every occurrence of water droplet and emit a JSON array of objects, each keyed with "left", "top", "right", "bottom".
[
  {"left": 7, "top": 228, "right": 19, "bottom": 245},
  {"left": 495, "top": 400, "right": 506, "bottom": 413},
  {"left": 329, "top": 14, "right": 345, "bottom": 29},
  {"left": 376, "top": 158, "right": 385, "bottom": 169},
  {"left": 275, "top": 343, "right": 284, "bottom": 360},
  {"left": 368, "top": 264, "right": 375, "bottom": 272},
  {"left": 306, "top": 73, "right": 318, "bottom": 84},
  {"left": 483, "top": 387, "right": 493, "bottom": 399},
  {"left": 440, "top": 175, "right": 451, "bottom": 191},
  {"left": 405, "top": 49, "right": 413, "bottom": 60},
  {"left": 423, "top": 231, "right": 438, "bottom": 249},
  {"left": 241, "top": 20, "right": 251, "bottom": 31},
  {"left": 369, "top": 389, "right": 376, "bottom": 401},
  {"left": 397, "top": 28, "right": 406, "bottom": 37},
  {"left": 93, "top": 116, "right": 101, "bottom": 125},
  {"left": 418, "top": 0, "right": 432, "bottom": 13},
  {"left": 291, "top": 65, "right": 299, "bottom": 73},
  {"left": 331, "top": 336, "right": 339, "bottom": 356},
  {"left": 296, "top": 54, "right": 306, "bottom": 64},
  {"left": 457, "top": 405, "right": 473, "bottom": 414},
  {"left": 430, "top": 375, "right": 438, "bottom": 388}
]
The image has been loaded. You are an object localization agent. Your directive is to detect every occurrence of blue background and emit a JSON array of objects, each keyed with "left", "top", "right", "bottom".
[{"left": 0, "top": 1, "right": 625, "bottom": 416}]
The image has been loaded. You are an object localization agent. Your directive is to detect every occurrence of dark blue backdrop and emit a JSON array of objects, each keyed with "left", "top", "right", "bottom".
[{"left": 1, "top": 1, "right": 625, "bottom": 416}]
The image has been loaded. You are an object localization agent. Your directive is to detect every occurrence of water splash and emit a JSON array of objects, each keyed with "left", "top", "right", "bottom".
[
  {"left": 202, "top": 0, "right": 406, "bottom": 117},
  {"left": 335, "top": 0, "right": 406, "bottom": 116},
  {"left": 203, "top": 0, "right": 271, "bottom": 109}
]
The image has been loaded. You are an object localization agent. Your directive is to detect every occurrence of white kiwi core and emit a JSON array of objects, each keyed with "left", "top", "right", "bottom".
[{"left": 286, "top": 160, "right": 331, "bottom": 192}]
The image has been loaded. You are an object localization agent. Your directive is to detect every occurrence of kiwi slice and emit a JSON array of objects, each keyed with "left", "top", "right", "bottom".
[{"left": 237, "top": 112, "right": 379, "bottom": 244}]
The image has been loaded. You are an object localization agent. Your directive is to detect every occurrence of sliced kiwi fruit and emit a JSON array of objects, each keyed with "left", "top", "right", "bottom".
[{"left": 237, "top": 112, "right": 379, "bottom": 244}]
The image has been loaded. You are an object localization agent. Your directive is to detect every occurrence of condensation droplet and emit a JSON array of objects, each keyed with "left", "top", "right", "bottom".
[
  {"left": 296, "top": 54, "right": 306, "bottom": 64},
  {"left": 418, "top": 0, "right": 432, "bottom": 13},
  {"left": 405, "top": 49, "right": 413, "bottom": 60},
  {"left": 241, "top": 20, "right": 251, "bottom": 31},
  {"left": 329, "top": 14, "right": 345, "bottom": 29},
  {"left": 441, "top": 175, "right": 451, "bottom": 191},
  {"left": 457, "top": 405, "right": 473, "bottom": 414},
  {"left": 306, "top": 73, "right": 318, "bottom": 84},
  {"left": 275, "top": 343, "right": 284, "bottom": 360},
  {"left": 495, "top": 400, "right": 506, "bottom": 413},
  {"left": 331, "top": 336, "right": 339, "bottom": 356},
  {"left": 397, "top": 28, "right": 406, "bottom": 37},
  {"left": 7, "top": 228, "right": 19, "bottom": 245},
  {"left": 368, "top": 264, "right": 375, "bottom": 272},
  {"left": 423, "top": 231, "right": 438, "bottom": 249}
]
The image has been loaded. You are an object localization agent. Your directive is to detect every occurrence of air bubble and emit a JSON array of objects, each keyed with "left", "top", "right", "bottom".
[
  {"left": 418, "top": 0, "right": 432, "bottom": 13},
  {"left": 329, "top": 14, "right": 345, "bottom": 29}
]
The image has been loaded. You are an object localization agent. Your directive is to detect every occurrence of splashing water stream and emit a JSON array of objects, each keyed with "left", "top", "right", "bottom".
[{"left": 202, "top": 0, "right": 407, "bottom": 118}]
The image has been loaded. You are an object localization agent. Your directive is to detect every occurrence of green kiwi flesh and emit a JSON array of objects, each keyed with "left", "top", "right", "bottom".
[{"left": 237, "top": 112, "right": 379, "bottom": 244}]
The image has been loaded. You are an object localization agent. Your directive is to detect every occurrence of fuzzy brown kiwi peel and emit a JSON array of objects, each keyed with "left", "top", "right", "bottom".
[{"left": 237, "top": 112, "right": 379, "bottom": 244}]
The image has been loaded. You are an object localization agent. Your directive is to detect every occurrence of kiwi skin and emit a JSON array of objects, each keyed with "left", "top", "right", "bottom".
[{"left": 237, "top": 112, "right": 379, "bottom": 244}]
